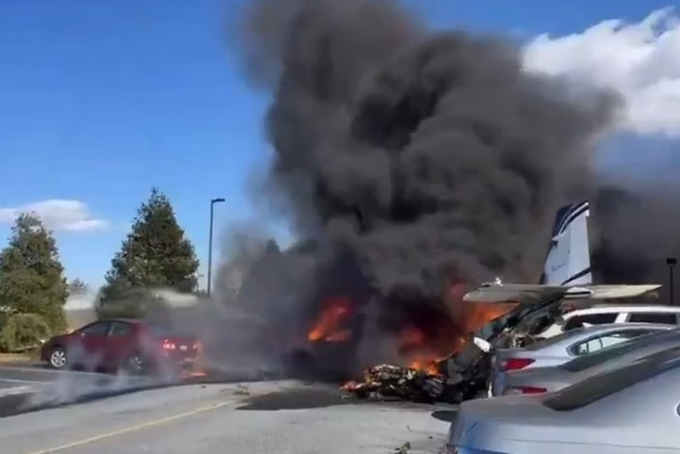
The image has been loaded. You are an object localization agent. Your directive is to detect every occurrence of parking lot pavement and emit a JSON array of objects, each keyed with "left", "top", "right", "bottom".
[
  {"left": 0, "top": 365, "right": 56, "bottom": 395},
  {"left": 0, "top": 380, "right": 450, "bottom": 454},
  {"left": 0, "top": 364, "right": 111, "bottom": 392}
]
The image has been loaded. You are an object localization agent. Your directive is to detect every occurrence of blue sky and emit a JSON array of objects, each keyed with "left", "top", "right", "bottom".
[{"left": 0, "top": 0, "right": 675, "bottom": 289}]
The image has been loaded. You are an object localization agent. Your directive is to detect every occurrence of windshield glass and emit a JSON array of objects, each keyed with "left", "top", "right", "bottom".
[
  {"left": 544, "top": 346, "right": 680, "bottom": 411},
  {"left": 147, "top": 324, "right": 193, "bottom": 338},
  {"left": 559, "top": 328, "right": 680, "bottom": 372},
  {"left": 524, "top": 327, "right": 588, "bottom": 351}
]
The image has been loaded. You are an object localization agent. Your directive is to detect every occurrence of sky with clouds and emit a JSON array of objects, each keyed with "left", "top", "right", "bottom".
[{"left": 1, "top": 0, "right": 679, "bottom": 304}]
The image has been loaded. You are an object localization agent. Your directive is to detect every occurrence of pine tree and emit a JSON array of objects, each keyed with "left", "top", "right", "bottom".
[
  {"left": 68, "top": 278, "right": 88, "bottom": 296},
  {"left": 98, "top": 188, "right": 199, "bottom": 317},
  {"left": 0, "top": 214, "right": 68, "bottom": 335}
]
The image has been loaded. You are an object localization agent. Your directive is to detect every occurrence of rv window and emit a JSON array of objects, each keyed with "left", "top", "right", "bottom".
[{"left": 544, "top": 347, "right": 680, "bottom": 411}]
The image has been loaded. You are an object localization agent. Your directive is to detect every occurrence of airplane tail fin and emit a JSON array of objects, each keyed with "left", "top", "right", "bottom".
[
  {"left": 464, "top": 200, "right": 660, "bottom": 307},
  {"left": 541, "top": 200, "right": 592, "bottom": 286}
]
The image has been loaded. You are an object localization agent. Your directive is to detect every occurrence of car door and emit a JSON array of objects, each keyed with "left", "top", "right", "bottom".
[
  {"left": 103, "top": 321, "right": 137, "bottom": 368},
  {"left": 74, "top": 321, "right": 112, "bottom": 367}
]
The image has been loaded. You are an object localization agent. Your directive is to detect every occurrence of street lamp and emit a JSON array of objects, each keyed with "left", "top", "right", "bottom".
[
  {"left": 207, "top": 198, "right": 225, "bottom": 297},
  {"left": 667, "top": 257, "right": 677, "bottom": 306}
]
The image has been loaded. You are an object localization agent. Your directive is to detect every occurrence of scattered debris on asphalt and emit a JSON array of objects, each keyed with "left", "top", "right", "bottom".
[
  {"left": 340, "top": 364, "right": 446, "bottom": 402},
  {"left": 394, "top": 441, "right": 411, "bottom": 453},
  {"left": 233, "top": 384, "right": 251, "bottom": 396}
]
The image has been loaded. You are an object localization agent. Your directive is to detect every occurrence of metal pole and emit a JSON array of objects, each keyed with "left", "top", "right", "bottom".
[
  {"left": 667, "top": 258, "right": 677, "bottom": 306},
  {"left": 207, "top": 198, "right": 225, "bottom": 297},
  {"left": 671, "top": 264, "right": 676, "bottom": 307}
]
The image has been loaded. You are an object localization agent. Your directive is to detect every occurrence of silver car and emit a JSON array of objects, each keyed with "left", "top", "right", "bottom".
[
  {"left": 448, "top": 345, "right": 680, "bottom": 454},
  {"left": 500, "top": 326, "right": 680, "bottom": 396},
  {"left": 489, "top": 322, "right": 673, "bottom": 396}
]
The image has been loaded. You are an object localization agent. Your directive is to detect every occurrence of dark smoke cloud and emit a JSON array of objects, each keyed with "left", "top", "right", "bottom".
[
  {"left": 240, "top": 0, "right": 621, "bottom": 303},
  {"left": 592, "top": 172, "right": 680, "bottom": 300}
]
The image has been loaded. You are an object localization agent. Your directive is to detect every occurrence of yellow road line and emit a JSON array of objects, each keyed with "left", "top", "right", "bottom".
[{"left": 26, "top": 401, "right": 230, "bottom": 454}]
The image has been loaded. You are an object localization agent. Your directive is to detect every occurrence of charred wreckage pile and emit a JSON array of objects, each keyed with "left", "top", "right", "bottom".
[
  {"left": 330, "top": 281, "right": 567, "bottom": 404},
  {"left": 231, "top": 0, "right": 653, "bottom": 405}
]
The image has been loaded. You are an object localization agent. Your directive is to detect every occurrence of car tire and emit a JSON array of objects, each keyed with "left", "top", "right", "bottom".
[
  {"left": 123, "top": 353, "right": 147, "bottom": 376},
  {"left": 49, "top": 346, "right": 68, "bottom": 369}
]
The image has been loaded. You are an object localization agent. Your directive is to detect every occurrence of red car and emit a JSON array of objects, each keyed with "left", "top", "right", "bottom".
[{"left": 40, "top": 318, "right": 201, "bottom": 376}]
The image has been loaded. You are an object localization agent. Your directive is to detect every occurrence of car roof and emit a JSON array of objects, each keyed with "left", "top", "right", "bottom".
[
  {"left": 567, "top": 322, "right": 673, "bottom": 334},
  {"left": 566, "top": 305, "right": 680, "bottom": 316},
  {"left": 97, "top": 318, "right": 143, "bottom": 324}
]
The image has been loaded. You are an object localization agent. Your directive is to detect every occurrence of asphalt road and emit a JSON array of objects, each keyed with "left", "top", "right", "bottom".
[
  {"left": 0, "top": 364, "right": 165, "bottom": 416},
  {"left": 0, "top": 380, "right": 451, "bottom": 454},
  {"left": 0, "top": 364, "right": 72, "bottom": 394}
]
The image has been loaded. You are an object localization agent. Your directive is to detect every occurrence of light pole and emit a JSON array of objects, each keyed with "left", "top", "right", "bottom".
[
  {"left": 667, "top": 258, "right": 677, "bottom": 306},
  {"left": 207, "top": 198, "right": 225, "bottom": 297}
]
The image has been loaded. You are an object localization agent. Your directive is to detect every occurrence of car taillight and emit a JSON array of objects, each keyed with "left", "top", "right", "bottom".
[
  {"left": 503, "top": 386, "right": 547, "bottom": 395},
  {"left": 162, "top": 339, "right": 176, "bottom": 350},
  {"left": 499, "top": 357, "right": 535, "bottom": 372}
]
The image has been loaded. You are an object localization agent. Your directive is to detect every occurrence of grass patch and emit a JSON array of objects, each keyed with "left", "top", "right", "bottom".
[{"left": 0, "top": 348, "right": 40, "bottom": 363}]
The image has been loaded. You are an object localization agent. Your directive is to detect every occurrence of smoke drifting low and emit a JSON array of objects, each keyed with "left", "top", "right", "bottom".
[{"left": 241, "top": 0, "right": 620, "bottom": 299}]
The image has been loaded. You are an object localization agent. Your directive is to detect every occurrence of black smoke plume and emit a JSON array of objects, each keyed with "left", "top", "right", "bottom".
[{"left": 240, "top": 0, "right": 620, "bottom": 306}]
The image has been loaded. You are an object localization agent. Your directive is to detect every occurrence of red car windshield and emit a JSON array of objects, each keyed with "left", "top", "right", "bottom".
[{"left": 146, "top": 324, "right": 193, "bottom": 338}]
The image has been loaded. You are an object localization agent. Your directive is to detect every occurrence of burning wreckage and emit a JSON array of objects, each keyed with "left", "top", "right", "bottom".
[
  {"left": 241, "top": 203, "right": 660, "bottom": 404},
  {"left": 335, "top": 280, "right": 662, "bottom": 404}
]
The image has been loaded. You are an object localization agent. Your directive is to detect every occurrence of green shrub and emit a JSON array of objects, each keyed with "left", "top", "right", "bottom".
[{"left": 0, "top": 313, "right": 52, "bottom": 353}]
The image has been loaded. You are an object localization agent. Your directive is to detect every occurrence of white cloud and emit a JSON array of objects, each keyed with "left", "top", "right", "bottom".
[
  {"left": 523, "top": 7, "right": 680, "bottom": 137},
  {"left": 0, "top": 199, "right": 108, "bottom": 232}
]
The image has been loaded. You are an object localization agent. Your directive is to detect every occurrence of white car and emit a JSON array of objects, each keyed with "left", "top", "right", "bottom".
[
  {"left": 447, "top": 346, "right": 680, "bottom": 454},
  {"left": 537, "top": 304, "right": 680, "bottom": 338},
  {"left": 488, "top": 322, "right": 673, "bottom": 397}
]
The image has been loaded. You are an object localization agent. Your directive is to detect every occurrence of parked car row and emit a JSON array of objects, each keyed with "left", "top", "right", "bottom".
[
  {"left": 39, "top": 318, "right": 201, "bottom": 378},
  {"left": 447, "top": 312, "right": 680, "bottom": 453}
]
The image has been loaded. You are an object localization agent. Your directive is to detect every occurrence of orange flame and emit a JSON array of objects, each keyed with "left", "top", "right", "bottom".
[
  {"left": 397, "top": 289, "right": 518, "bottom": 374},
  {"left": 308, "top": 296, "right": 354, "bottom": 342}
]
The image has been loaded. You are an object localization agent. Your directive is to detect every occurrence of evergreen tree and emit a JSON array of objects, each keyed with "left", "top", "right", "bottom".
[
  {"left": 0, "top": 214, "right": 68, "bottom": 335},
  {"left": 98, "top": 188, "right": 199, "bottom": 317},
  {"left": 68, "top": 278, "right": 88, "bottom": 296}
]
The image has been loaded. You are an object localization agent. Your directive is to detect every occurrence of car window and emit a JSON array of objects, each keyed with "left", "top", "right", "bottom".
[
  {"left": 560, "top": 329, "right": 680, "bottom": 372},
  {"left": 79, "top": 322, "right": 110, "bottom": 336},
  {"left": 572, "top": 337, "right": 603, "bottom": 355},
  {"left": 628, "top": 312, "right": 678, "bottom": 325},
  {"left": 146, "top": 324, "right": 190, "bottom": 337},
  {"left": 524, "top": 327, "right": 587, "bottom": 351},
  {"left": 569, "top": 330, "right": 654, "bottom": 356},
  {"left": 563, "top": 313, "right": 618, "bottom": 331},
  {"left": 544, "top": 346, "right": 680, "bottom": 411},
  {"left": 108, "top": 321, "right": 134, "bottom": 336}
]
